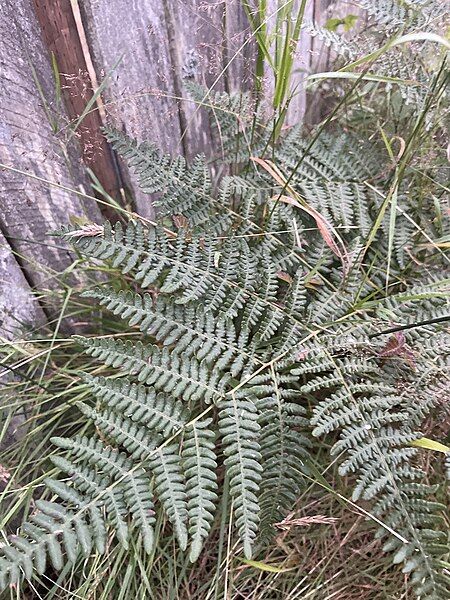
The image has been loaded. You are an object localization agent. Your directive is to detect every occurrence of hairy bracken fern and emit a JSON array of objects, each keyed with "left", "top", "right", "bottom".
[
  {"left": 303, "top": 0, "right": 449, "bottom": 108},
  {"left": 0, "top": 100, "right": 448, "bottom": 597}
]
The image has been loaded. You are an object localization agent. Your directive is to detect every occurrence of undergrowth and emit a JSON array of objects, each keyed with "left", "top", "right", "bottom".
[{"left": 0, "top": 1, "right": 449, "bottom": 599}]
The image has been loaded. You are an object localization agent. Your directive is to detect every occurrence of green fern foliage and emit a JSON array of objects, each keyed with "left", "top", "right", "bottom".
[
  {"left": 294, "top": 335, "right": 449, "bottom": 597},
  {"left": 182, "top": 419, "right": 218, "bottom": 562},
  {"left": 252, "top": 369, "right": 311, "bottom": 538},
  {"left": 184, "top": 80, "right": 266, "bottom": 163},
  {"left": 218, "top": 393, "right": 262, "bottom": 558},
  {"left": 1, "top": 115, "right": 448, "bottom": 598},
  {"left": 82, "top": 374, "right": 187, "bottom": 436}
]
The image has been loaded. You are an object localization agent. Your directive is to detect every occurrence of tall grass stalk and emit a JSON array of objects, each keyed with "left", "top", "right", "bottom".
[{"left": 242, "top": 0, "right": 308, "bottom": 141}]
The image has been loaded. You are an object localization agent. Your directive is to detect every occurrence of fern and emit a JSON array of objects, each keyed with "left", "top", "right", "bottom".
[
  {"left": 105, "top": 130, "right": 226, "bottom": 233},
  {"left": 358, "top": 0, "right": 447, "bottom": 28},
  {"left": 184, "top": 80, "right": 267, "bottom": 163},
  {"left": 295, "top": 326, "right": 449, "bottom": 596},
  {"left": 1, "top": 119, "right": 448, "bottom": 598},
  {"left": 218, "top": 393, "right": 262, "bottom": 558},
  {"left": 82, "top": 288, "right": 250, "bottom": 370},
  {"left": 302, "top": 19, "right": 357, "bottom": 59},
  {"left": 148, "top": 444, "right": 188, "bottom": 550},
  {"left": 252, "top": 368, "right": 311, "bottom": 538},
  {"left": 313, "top": 0, "right": 448, "bottom": 109},
  {"left": 82, "top": 374, "right": 187, "bottom": 436},
  {"left": 182, "top": 419, "right": 218, "bottom": 562}
]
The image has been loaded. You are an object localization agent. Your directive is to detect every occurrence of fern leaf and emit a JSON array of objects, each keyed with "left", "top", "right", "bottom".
[
  {"left": 218, "top": 393, "right": 262, "bottom": 559},
  {"left": 298, "top": 341, "right": 449, "bottom": 598},
  {"left": 0, "top": 503, "right": 97, "bottom": 591},
  {"left": 62, "top": 223, "right": 308, "bottom": 342},
  {"left": 44, "top": 478, "right": 107, "bottom": 554},
  {"left": 105, "top": 130, "right": 225, "bottom": 232},
  {"left": 83, "top": 375, "right": 187, "bottom": 437},
  {"left": 81, "top": 288, "right": 256, "bottom": 374},
  {"left": 256, "top": 382, "right": 310, "bottom": 537},
  {"left": 51, "top": 436, "right": 154, "bottom": 551},
  {"left": 182, "top": 419, "right": 218, "bottom": 562},
  {"left": 76, "top": 337, "right": 230, "bottom": 404},
  {"left": 148, "top": 444, "right": 188, "bottom": 550}
]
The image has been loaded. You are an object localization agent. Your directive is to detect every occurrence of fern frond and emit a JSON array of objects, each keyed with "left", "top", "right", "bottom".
[
  {"left": 66, "top": 223, "right": 323, "bottom": 361},
  {"left": 51, "top": 435, "right": 156, "bottom": 552},
  {"left": 253, "top": 370, "right": 310, "bottom": 537},
  {"left": 105, "top": 130, "right": 228, "bottom": 232},
  {"left": 49, "top": 456, "right": 130, "bottom": 548},
  {"left": 361, "top": 0, "right": 411, "bottom": 27},
  {"left": 44, "top": 479, "right": 107, "bottom": 554},
  {"left": 182, "top": 419, "right": 218, "bottom": 562},
  {"left": 77, "top": 402, "right": 159, "bottom": 461},
  {"left": 302, "top": 20, "right": 357, "bottom": 59},
  {"left": 357, "top": 0, "right": 441, "bottom": 28},
  {"left": 184, "top": 81, "right": 265, "bottom": 163},
  {"left": 83, "top": 375, "right": 187, "bottom": 437},
  {"left": 62, "top": 223, "right": 257, "bottom": 320},
  {"left": 149, "top": 444, "right": 188, "bottom": 550},
  {"left": 82, "top": 287, "right": 259, "bottom": 374},
  {"left": 294, "top": 339, "right": 449, "bottom": 598},
  {"left": 76, "top": 337, "right": 231, "bottom": 404},
  {"left": 0, "top": 502, "right": 97, "bottom": 590},
  {"left": 218, "top": 393, "right": 262, "bottom": 559}
]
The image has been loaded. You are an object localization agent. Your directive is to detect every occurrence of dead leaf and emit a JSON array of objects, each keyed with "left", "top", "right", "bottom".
[
  {"left": 275, "top": 515, "right": 338, "bottom": 530},
  {"left": 64, "top": 223, "right": 104, "bottom": 239},
  {"left": 251, "top": 156, "right": 350, "bottom": 273},
  {"left": 277, "top": 271, "right": 293, "bottom": 284},
  {"left": 172, "top": 214, "right": 190, "bottom": 230}
]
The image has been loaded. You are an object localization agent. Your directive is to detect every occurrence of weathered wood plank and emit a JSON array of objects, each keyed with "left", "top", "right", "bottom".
[
  {"left": 306, "top": 0, "right": 366, "bottom": 123},
  {"left": 0, "top": 232, "right": 46, "bottom": 341},
  {"left": 224, "top": 0, "right": 255, "bottom": 93},
  {"left": 166, "top": 0, "right": 228, "bottom": 159},
  {"left": 79, "top": 0, "right": 183, "bottom": 217},
  {"left": 79, "top": 0, "right": 255, "bottom": 200},
  {"left": 32, "top": 0, "right": 121, "bottom": 201},
  {"left": 0, "top": 0, "right": 101, "bottom": 324},
  {"left": 285, "top": 0, "right": 315, "bottom": 126}
]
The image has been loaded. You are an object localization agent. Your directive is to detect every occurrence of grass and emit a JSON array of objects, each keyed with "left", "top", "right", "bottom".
[{"left": 242, "top": 0, "right": 309, "bottom": 141}]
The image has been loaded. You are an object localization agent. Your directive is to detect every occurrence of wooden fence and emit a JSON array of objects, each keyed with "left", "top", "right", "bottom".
[{"left": 0, "top": 0, "right": 353, "bottom": 339}]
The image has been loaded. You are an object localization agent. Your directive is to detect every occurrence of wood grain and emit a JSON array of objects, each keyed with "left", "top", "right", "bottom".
[
  {"left": 0, "top": 0, "right": 101, "bottom": 327},
  {"left": 33, "top": 0, "right": 121, "bottom": 201},
  {"left": 223, "top": 0, "right": 255, "bottom": 93},
  {"left": 0, "top": 232, "right": 46, "bottom": 340},
  {"left": 79, "top": 0, "right": 183, "bottom": 217},
  {"left": 78, "top": 0, "right": 255, "bottom": 197},
  {"left": 165, "top": 0, "right": 226, "bottom": 159},
  {"left": 0, "top": 0, "right": 353, "bottom": 337}
]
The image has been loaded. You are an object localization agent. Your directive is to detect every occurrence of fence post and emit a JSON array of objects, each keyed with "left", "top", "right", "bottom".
[
  {"left": 0, "top": 0, "right": 102, "bottom": 332},
  {"left": 32, "top": 0, "right": 122, "bottom": 202}
]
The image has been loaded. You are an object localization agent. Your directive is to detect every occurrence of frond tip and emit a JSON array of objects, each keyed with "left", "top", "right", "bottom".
[
  {"left": 183, "top": 419, "right": 218, "bottom": 562},
  {"left": 218, "top": 394, "right": 262, "bottom": 559}
]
